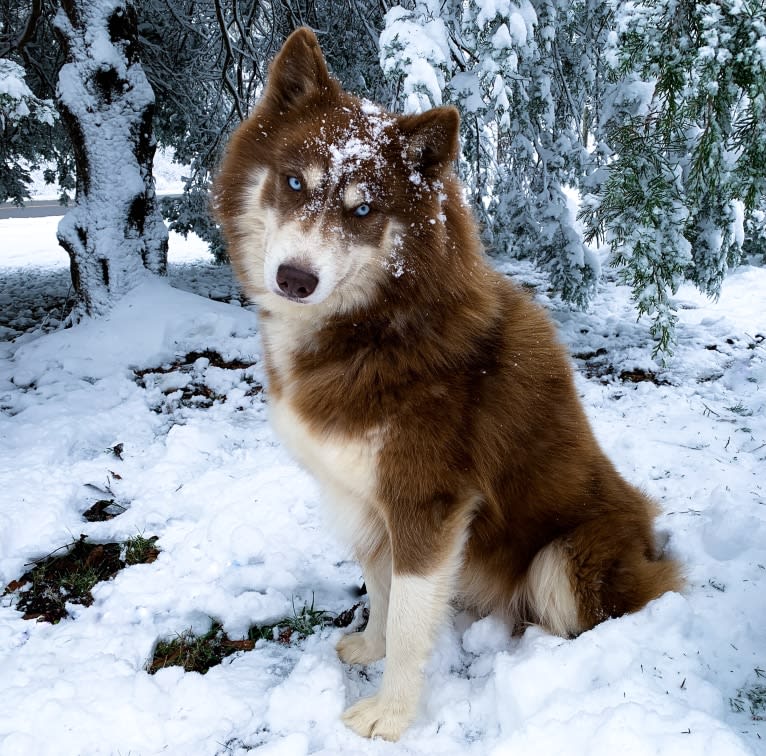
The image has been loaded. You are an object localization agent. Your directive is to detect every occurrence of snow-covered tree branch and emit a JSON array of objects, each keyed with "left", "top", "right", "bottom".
[
  {"left": 0, "top": 58, "right": 56, "bottom": 204},
  {"left": 380, "top": 0, "right": 604, "bottom": 307}
]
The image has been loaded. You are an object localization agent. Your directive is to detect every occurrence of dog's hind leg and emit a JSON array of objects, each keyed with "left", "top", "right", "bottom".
[
  {"left": 337, "top": 542, "right": 391, "bottom": 664},
  {"left": 341, "top": 499, "right": 473, "bottom": 741}
]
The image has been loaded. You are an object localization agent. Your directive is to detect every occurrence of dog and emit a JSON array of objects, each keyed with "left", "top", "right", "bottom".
[{"left": 213, "top": 27, "right": 682, "bottom": 741}]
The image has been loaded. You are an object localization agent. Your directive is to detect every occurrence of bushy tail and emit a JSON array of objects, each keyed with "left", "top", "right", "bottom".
[{"left": 523, "top": 511, "right": 684, "bottom": 637}]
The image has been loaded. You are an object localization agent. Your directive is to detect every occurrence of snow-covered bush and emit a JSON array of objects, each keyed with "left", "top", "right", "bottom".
[
  {"left": 383, "top": 0, "right": 765, "bottom": 353},
  {"left": 0, "top": 58, "right": 56, "bottom": 204}
]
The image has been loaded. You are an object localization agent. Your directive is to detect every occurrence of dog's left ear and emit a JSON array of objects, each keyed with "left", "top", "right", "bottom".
[
  {"left": 399, "top": 107, "right": 460, "bottom": 177},
  {"left": 262, "top": 27, "right": 338, "bottom": 113}
]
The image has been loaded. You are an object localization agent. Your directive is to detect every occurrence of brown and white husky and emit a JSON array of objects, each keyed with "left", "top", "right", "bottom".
[{"left": 214, "top": 27, "right": 681, "bottom": 741}]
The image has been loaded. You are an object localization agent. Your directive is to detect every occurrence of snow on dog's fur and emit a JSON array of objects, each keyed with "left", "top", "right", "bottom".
[{"left": 214, "top": 28, "right": 682, "bottom": 741}]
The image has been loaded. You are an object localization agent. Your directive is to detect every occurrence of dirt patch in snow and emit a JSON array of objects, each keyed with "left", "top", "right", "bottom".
[
  {"left": 134, "top": 350, "right": 262, "bottom": 413},
  {"left": 3, "top": 534, "right": 159, "bottom": 623}
]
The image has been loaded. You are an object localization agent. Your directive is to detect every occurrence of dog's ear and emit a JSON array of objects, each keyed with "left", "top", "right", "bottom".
[
  {"left": 399, "top": 107, "right": 460, "bottom": 177},
  {"left": 262, "top": 27, "right": 338, "bottom": 113}
]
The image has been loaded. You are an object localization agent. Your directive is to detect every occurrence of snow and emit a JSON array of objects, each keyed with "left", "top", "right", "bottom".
[
  {"left": 487, "top": 11, "right": 530, "bottom": 48},
  {"left": 732, "top": 199, "right": 746, "bottom": 249},
  {"left": 505, "top": 10, "right": 530, "bottom": 46},
  {"left": 1, "top": 217, "right": 765, "bottom": 755},
  {"left": 0, "top": 60, "right": 35, "bottom": 104},
  {"left": 0, "top": 60, "right": 56, "bottom": 126},
  {"left": 380, "top": 4, "right": 451, "bottom": 113},
  {"left": 448, "top": 72, "right": 485, "bottom": 113},
  {"left": 473, "top": 0, "right": 535, "bottom": 39},
  {"left": 326, "top": 110, "right": 393, "bottom": 182},
  {"left": 491, "top": 23, "right": 513, "bottom": 51},
  {"left": 602, "top": 76, "right": 657, "bottom": 124}
]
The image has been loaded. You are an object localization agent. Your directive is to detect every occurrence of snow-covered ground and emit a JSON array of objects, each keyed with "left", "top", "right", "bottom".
[{"left": 0, "top": 216, "right": 764, "bottom": 755}]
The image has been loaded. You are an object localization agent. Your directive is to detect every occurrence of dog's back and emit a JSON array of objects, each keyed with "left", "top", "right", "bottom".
[{"left": 214, "top": 27, "right": 681, "bottom": 740}]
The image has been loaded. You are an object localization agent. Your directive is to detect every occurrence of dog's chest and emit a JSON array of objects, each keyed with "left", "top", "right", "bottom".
[
  {"left": 261, "top": 317, "right": 385, "bottom": 546},
  {"left": 269, "top": 394, "right": 381, "bottom": 504}
]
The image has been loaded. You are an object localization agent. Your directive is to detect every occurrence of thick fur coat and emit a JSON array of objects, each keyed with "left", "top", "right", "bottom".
[{"left": 213, "top": 28, "right": 682, "bottom": 741}]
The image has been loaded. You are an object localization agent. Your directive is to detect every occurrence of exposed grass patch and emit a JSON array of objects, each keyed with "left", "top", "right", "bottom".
[
  {"left": 618, "top": 367, "right": 672, "bottom": 385},
  {"left": 134, "top": 350, "right": 255, "bottom": 376},
  {"left": 247, "top": 596, "right": 348, "bottom": 645},
  {"left": 571, "top": 347, "right": 608, "bottom": 361},
  {"left": 3, "top": 534, "right": 160, "bottom": 623},
  {"left": 124, "top": 534, "right": 160, "bottom": 565},
  {"left": 726, "top": 402, "right": 753, "bottom": 417},
  {"left": 147, "top": 599, "right": 366, "bottom": 675},
  {"left": 149, "top": 623, "right": 233, "bottom": 675}
]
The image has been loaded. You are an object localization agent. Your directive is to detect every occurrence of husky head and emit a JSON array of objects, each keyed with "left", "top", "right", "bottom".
[{"left": 214, "top": 28, "right": 461, "bottom": 318}]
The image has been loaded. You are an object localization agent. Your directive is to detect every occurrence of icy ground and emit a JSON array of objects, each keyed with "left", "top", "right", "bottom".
[{"left": 0, "top": 216, "right": 764, "bottom": 755}]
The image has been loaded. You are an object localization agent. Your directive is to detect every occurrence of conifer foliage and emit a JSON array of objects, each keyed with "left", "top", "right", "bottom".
[
  {"left": 581, "top": 0, "right": 766, "bottom": 353},
  {"left": 380, "top": 0, "right": 604, "bottom": 307},
  {"left": 0, "top": 59, "right": 56, "bottom": 205}
]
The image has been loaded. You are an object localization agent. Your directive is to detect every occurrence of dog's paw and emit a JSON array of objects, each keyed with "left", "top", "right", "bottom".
[
  {"left": 336, "top": 631, "right": 385, "bottom": 665},
  {"left": 341, "top": 694, "right": 413, "bottom": 741}
]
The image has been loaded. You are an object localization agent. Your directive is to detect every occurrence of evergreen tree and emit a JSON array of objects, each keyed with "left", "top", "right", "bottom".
[
  {"left": 380, "top": 0, "right": 606, "bottom": 306},
  {"left": 0, "top": 58, "right": 56, "bottom": 204},
  {"left": 1, "top": 0, "right": 74, "bottom": 204},
  {"left": 582, "top": 0, "right": 766, "bottom": 354}
]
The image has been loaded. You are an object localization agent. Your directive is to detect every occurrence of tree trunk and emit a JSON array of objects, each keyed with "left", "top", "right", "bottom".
[{"left": 54, "top": 0, "right": 168, "bottom": 316}]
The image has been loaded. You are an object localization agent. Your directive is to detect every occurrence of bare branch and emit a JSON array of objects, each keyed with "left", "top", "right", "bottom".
[{"left": 1, "top": 0, "right": 43, "bottom": 59}]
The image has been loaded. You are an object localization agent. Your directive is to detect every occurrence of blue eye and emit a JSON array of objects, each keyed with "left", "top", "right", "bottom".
[
  {"left": 355, "top": 203, "right": 371, "bottom": 217},
  {"left": 287, "top": 176, "right": 302, "bottom": 191}
]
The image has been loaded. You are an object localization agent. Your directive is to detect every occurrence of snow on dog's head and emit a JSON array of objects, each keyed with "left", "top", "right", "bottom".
[{"left": 214, "top": 27, "right": 460, "bottom": 318}]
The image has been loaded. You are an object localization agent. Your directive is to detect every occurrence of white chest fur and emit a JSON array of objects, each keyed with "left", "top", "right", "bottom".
[{"left": 268, "top": 395, "right": 384, "bottom": 550}]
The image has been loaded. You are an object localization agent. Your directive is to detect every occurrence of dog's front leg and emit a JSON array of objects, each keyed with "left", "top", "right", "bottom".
[
  {"left": 337, "top": 543, "right": 391, "bottom": 664},
  {"left": 341, "top": 504, "right": 471, "bottom": 741}
]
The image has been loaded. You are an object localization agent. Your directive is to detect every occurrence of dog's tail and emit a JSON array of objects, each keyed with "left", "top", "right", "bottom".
[{"left": 523, "top": 520, "right": 683, "bottom": 637}]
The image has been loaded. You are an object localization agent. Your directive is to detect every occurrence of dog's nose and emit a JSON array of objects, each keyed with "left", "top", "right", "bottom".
[{"left": 276, "top": 264, "right": 318, "bottom": 299}]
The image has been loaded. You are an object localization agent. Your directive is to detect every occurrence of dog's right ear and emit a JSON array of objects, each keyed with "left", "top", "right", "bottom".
[{"left": 262, "top": 27, "right": 338, "bottom": 113}]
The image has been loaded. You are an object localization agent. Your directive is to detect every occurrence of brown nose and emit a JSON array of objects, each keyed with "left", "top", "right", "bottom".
[{"left": 276, "top": 264, "right": 318, "bottom": 299}]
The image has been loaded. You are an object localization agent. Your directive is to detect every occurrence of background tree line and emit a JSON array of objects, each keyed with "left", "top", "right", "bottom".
[{"left": 1, "top": 0, "right": 764, "bottom": 352}]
